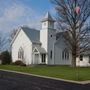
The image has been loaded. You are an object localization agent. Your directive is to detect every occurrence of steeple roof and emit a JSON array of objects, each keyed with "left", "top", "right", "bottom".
[{"left": 41, "top": 12, "right": 55, "bottom": 22}]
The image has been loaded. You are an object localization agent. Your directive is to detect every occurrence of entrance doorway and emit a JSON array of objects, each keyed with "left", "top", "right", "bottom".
[{"left": 34, "top": 54, "right": 39, "bottom": 64}]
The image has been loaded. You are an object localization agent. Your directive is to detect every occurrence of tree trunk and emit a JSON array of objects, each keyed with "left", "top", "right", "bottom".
[{"left": 71, "top": 54, "right": 76, "bottom": 67}]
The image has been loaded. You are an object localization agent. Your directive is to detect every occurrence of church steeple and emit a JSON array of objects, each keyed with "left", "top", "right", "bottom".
[
  {"left": 40, "top": 12, "right": 56, "bottom": 64},
  {"left": 41, "top": 12, "right": 55, "bottom": 29},
  {"left": 41, "top": 12, "right": 55, "bottom": 22}
]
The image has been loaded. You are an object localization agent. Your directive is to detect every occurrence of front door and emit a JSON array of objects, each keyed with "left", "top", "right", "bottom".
[
  {"left": 41, "top": 54, "right": 46, "bottom": 64},
  {"left": 34, "top": 54, "right": 39, "bottom": 64}
]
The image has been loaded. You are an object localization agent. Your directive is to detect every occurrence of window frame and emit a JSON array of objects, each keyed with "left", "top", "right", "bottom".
[
  {"left": 62, "top": 49, "right": 69, "bottom": 60},
  {"left": 18, "top": 47, "right": 24, "bottom": 60}
]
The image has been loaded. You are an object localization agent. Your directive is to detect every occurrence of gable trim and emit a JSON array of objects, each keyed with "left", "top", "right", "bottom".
[
  {"left": 33, "top": 47, "right": 40, "bottom": 53},
  {"left": 10, "top": 27, "right": 22, "bottom": 45}
]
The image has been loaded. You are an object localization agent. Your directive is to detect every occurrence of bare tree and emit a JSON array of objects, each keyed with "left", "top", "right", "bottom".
[
  {"left": 9, "top": 29, "right": 18, "bottom": 42},
  {"left": 51, "top": 0, "right": 90, "bottom": 67},
  {"left": 0, "top": 32, "right": 7, "bottom": 52}
]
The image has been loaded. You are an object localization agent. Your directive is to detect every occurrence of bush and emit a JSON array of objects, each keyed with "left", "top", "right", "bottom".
[
  {"left": 12, "top": 60, "right": 26, "bottom": 66},
  {"left": 0, "top": 51, "right": 11, "bottom": 65}
]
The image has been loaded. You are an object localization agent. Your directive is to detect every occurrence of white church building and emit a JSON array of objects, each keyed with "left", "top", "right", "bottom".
[{"left": 11, "top": 12, "right": 90, "bottom": 66}]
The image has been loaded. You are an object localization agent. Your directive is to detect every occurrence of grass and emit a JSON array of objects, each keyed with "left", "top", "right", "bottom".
[{"left": 0, "top": 65, "right": 90, "bottom": 81}]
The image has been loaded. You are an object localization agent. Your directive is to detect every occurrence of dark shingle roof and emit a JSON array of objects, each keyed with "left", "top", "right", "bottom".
[{"left": 21, "top": 26, "right": 40, "bottom": 43}]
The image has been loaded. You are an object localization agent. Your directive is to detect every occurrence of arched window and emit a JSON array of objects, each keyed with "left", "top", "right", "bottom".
[
  {"left": 62, "top": 49, "right": 69, "bottom": 60},
  {"left": 18, "top": 47, "right": 24, "bottom": 60},
  {"left": 50, "top": 50, "right": 52, "bottom": 59}
]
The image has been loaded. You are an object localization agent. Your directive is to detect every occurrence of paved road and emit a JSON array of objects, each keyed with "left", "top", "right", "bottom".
[{"left": 0, "top": 70, "right": 90, "bottom": 90}]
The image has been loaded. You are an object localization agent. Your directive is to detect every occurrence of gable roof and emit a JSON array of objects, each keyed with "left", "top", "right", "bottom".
[
  {"left": 11, "top": 26, "right": 41, "bottom": 45},
  {"left": 56, "top": 31, "right": 64, "bottom": 40},
  {"left": 36, "top": 46, "right": 46, "bottom": 53},
  {"left": 21, "top": 27, "right": 40, "bottom": 43},
  {"left": 33, "top": 46, "right": 46, "bottom": 54},
  {"left": 82, "top": 50, "right": 90, "bottom": 55}
]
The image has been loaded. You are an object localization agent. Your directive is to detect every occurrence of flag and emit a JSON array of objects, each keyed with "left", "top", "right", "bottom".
[{"left": 75, "top": 6, "right": 80, "bottom": 14}]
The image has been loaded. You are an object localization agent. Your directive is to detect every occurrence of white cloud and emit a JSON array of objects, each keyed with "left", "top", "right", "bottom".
[
  {"left": 4, "top": 4, "right": 25, "bottom": 20},
  {"left": 0, "top": 1, "right": 56, "bottom": 34},
  {"left": 0, "top": 3, "right": 42, "bottom": 32},
  {"left": 0, "top": 4, "right": 25, "bottom": 24}
]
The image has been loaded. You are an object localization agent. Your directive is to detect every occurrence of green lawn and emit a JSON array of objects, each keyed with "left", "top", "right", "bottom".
[{"left": 0, "top": 65, "right": 90, "bottom": 81}]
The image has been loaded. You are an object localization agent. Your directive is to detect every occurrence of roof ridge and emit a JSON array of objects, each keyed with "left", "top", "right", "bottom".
[{"left": 21, "top": 26, "right": 39, "bottom": 31}]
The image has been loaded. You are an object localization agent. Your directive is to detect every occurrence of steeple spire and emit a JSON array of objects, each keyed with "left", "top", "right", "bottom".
[{"left": 41, "top": 12, "right": 55, "bottom": 22}]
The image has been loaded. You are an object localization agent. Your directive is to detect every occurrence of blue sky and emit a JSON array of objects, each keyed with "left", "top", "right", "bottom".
[{"left": 0, "top": 0, "right": 55, "bottom": 33}]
